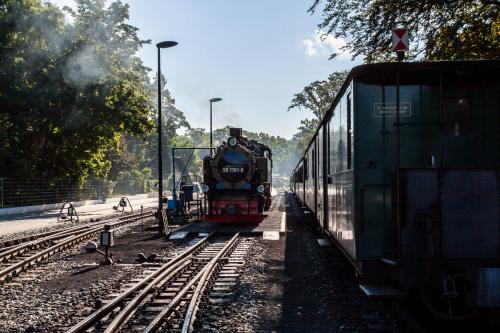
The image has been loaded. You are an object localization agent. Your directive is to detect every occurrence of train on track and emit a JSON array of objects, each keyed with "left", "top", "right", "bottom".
[
  {"left": 290, "top": 60, "right": 500, "bottom": 319},
  {"left": 202, "top": 128, "right": 273, "bottom": 223}
]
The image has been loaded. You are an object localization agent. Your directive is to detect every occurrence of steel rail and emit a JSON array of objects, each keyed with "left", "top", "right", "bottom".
[
  {"left": 1, "top": 210, "right": 154, "bottom": 262},
  {"left": 145, "top": 232, "right": 240, "bottom": 333},
  {"left": 103, "top": 260, "right": 192, "bottom": 333},
  {"left": 0, "top": 211, "right": 154, "bottom": 282},
  {"left": 181, "top": 232, "right": 240, "bottom": 333},
  {"left": 0, "top": 209, "right": 153, "bottom": 255},
  {"left": 0, "top": 229, "right": 68, "bottom": 251},
  {"left": 0, "top": 230, "right": 97, "bottom": 282},
  {"left": 0, "top": 225, "right": 95, "bottom": 262},
  {"left": 66, "top": 233, "right": 214, "bottom": 333}
]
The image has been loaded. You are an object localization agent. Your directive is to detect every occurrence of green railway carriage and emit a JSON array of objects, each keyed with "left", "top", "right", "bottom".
[{"left": 291, "top": 60, "right": 500, "bottom": 315}]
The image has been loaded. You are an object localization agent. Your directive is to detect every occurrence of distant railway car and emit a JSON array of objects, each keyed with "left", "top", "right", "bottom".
[
  {"left": 202, "top": 128, "right": 272, "bottom": 223},
  {"left": 291, "top": 60, "right": 500, "bottom": 319}
]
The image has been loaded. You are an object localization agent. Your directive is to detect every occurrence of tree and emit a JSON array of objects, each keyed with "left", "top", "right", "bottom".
[
  {"left": 308, "top": 0, "right": 499, "bottom": 62},
  {"left": 107, "top": 73, "right": 191, "bottom": 187},
  {"left": 0, "top": 0, "right": 154, "bottom": 182},
  {"left": 178, "top": 126, "right": 299, "bottom": 177},
  {"left": 292, "top": 118, "right": 319, "bottom": 152},
  {"left": 288, "top": 71, "right": 347, "bottom": 119},
  {"left": 244, "top": 130, "right": 299, "bottom": 175},
  {"left": 288, "top": 70, "right": 347, "bottom": 150}
]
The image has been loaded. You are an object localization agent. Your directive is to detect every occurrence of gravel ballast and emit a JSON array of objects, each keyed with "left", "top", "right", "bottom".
[{"left": 0, "top": 222, "right": 190, "bottom": 332}]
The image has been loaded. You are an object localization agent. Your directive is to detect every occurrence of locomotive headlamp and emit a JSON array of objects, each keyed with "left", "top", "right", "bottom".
[
  {"left": 228, "top": 137, "right": 237, "bottom": 146},
  {"left": 257, "top": 185, "right": 265, "bottom": 193},
  {"left": 202, "top": 184, "right": 210, "bottom": 193}
]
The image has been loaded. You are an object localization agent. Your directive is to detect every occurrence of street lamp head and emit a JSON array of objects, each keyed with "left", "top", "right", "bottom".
[
  {"left": 156, "top": 41, "right": 178, "bottom": 49},
  {"left": 210, "top": 98, "right": 222, "bottom": 103}
]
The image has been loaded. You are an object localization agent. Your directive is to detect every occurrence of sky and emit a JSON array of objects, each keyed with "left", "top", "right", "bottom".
[{"left": 50, "top": 0, "right": 360, "bottom": 139}]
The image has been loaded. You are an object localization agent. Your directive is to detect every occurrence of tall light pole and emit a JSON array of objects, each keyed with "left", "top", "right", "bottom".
[
  {"left": 209, "top": 97, "right": 222, "bottom": 156},
  {"left": 156, "top": 40, "right": 177, "bottom": 235}
]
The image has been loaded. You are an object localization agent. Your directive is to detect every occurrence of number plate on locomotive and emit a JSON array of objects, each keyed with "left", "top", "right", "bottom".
[{"left": 222, "top": 166, "right": 245, "bottom": 173}]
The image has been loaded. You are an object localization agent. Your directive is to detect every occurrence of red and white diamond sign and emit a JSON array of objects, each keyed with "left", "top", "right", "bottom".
[{"left": 392, "top": 28, "right": 409, "bottom": 52}]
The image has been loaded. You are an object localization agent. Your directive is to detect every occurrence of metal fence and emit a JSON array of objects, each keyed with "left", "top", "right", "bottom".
[{"left": 0, "top": 178, "right": 158, "bottom": 208}]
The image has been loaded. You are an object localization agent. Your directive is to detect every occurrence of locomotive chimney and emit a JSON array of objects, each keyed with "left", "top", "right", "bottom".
[{"left": 230, "top": 128, "right": 243, "bottom": 138}]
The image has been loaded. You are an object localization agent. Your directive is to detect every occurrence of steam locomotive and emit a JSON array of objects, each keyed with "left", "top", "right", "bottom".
[{"left": 202, "top": 128, "right": 272, "bottom": 223}]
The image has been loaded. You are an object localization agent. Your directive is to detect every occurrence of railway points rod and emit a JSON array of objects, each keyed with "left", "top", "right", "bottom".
[
  {"left": 66, "top": 232, "right": 214, "bottom": 333},
  {"left": 145, "top": 232, "right": 240, "bottom": 333}
]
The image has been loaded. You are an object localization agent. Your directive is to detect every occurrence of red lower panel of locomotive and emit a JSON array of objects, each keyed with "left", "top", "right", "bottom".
[{"left": 203, "top": 198, "right": 266, "bottom": 223}]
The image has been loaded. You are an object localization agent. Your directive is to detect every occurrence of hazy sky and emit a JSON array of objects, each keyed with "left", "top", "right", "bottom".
[{"left": 50, "top": 0, "right": 360, "bottom": 138}]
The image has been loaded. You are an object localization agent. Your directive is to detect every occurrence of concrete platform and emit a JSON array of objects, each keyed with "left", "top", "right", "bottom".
[
  {"left": 170, "top": 211, "right": 286, "bottom": 236},
  {"left": 0, "top": 195, "right": 158, "bottom": 236}
]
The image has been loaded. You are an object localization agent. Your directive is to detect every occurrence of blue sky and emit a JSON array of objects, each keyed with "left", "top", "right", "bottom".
[{"left": 50, "top": 0, "right": 360, "bottom": 138}]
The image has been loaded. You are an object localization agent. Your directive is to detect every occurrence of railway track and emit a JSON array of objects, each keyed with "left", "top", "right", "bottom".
[
  {"left": 0, "top": 211, "right": 154, "bottom": 283},
  {"left": 67, "top": 231, "right": 249, "bottom": 333},
  {"left": 0, "top": 209, "right": 155, "bottom": 252},
  {"left": 0, "top": 228, "right": 77, "bottom": 252}
]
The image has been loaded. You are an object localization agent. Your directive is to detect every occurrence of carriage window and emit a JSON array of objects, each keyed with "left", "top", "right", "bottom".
[
  {"left": 312, "top": 148, "right": 316, "bottom": 180},
  {"left": 347, "top": 92, "right": 352, "bottom": 169},
  {"left": 327, "top": 123, "right": 331, "bottom": 174},
  {"left": 304, "top": 158, "right": 308, "bottom": 180}
]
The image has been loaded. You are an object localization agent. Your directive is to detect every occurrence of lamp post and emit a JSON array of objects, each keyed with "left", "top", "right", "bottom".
[
  {"left": 209, "top": 97, "right": 222, "bottom": 156},
  {"left": 156, "top": 40, "right": 177, "bottom": 235}
]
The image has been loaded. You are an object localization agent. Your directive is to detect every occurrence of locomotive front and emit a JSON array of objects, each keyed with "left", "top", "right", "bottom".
[{"left": 202, "top": 128, "right": 272, "bottom": 223}]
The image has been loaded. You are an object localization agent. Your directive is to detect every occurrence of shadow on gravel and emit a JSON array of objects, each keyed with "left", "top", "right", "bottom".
[
  {"left": 276, "top": 193, "right": 500, "bottom": 333},
  {"left": 278, "top": 192, "right": 408, "bottom": 333},
  {"left": 127, "top": 234, "right": 162, "bottom": 243}
]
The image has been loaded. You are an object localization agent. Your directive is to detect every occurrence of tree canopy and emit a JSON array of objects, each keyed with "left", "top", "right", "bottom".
[
  {"left": 308, "top": 0, "right": 499, "bottom": 62},
  {"left": 288, "top": 70, "right": 348, "bottom": 150},
  {"left": 178, "top": 126, "right": 298, "bottom": 176},
  {"left": 0, "top": 0, "right": 153, "bottom": 181}
]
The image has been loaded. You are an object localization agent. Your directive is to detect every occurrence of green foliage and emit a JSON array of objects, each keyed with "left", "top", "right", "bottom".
[
  {"left": 180, "top": 126, "right": 299, "bottom": 176},
  {"left": 109, "top": 73, "right": 191, "bottom": 187},
  {"left": 289, "top": 70, "right": 348, "bottom": 151},
  {"left": 0, "top": 0, "right": 153, "bottom": 181},
  {"left": 243, "top": 129, "right": 299, "bottom": 175},
  {"left": 288, "top": 71, "right": 347, "bottom": 119},
  {"left": 308, "top": 0, "right": 500, "bottom": 62},
  {"left": 292, "top": 118, "right": 320, "bottom": 153}
]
